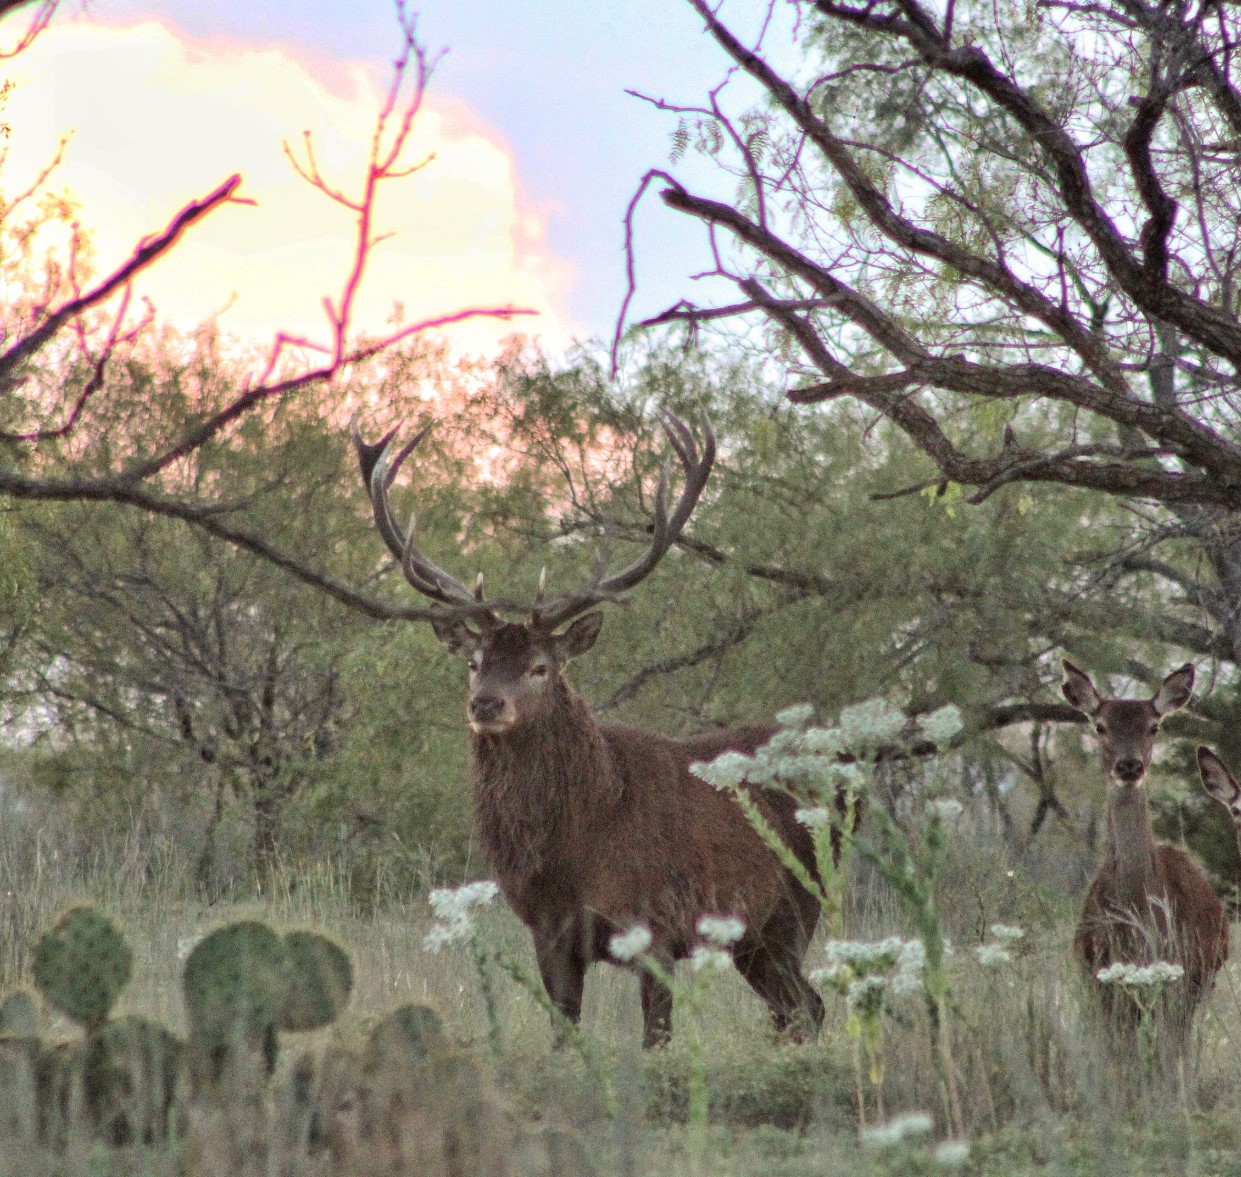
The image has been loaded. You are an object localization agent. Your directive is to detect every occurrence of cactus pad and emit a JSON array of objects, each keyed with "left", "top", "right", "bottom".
[
  {"left": 0, "top": 990, "right": 39, "bottom": 1039},
  {"left": 280, "top": 932, "right": 353, "bottom": 1032},
  {"left": 82, "top": 1015, "right": 183, "bottom": 1146},
  {"left": 363, "top": 1003, "right": 445, "bottom": 1076},
  {"left": 183, "top": 921, "right": 288, "bottom": 1047},
  {"left": 33, "top": 905, "right": 133, "bottom": 1030}
]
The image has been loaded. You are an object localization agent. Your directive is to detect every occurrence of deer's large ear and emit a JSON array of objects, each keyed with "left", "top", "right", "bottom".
[
  {"left": 1198, "top": 746, "right": 1240, "bottom": 810},
  {"left": 1061, "top": 659, "right": 1102, "bottom": 717},
  {"left": 556, "top": 613, "right": 604, "bottom": 661},
  {"left": 431, "top": 617, "right": 479, "bottom": 657},
  {"left": 1153, "top": 663, "right": 1194, "bottom": 716}
]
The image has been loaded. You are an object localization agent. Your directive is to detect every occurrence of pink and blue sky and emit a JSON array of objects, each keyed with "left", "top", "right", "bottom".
[{"left": 3, "top": 0, "right": 750, "bottom": 359}]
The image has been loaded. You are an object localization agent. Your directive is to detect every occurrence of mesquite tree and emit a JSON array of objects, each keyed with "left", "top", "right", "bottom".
[{"left": 624, "top": 0, "right": 1241, "bottom": 750}]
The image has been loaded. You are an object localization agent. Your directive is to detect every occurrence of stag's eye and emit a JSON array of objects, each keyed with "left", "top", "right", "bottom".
[
  {"left": 1148, "top": 723, "right": 1160, "bottom": 736},
  {"left": 1095, "top": 723, "right": 1107, "bottom": 735},
  {"left": 529, "top": 663, "right": 549, "bottom": 678},
  {"left": 468, "top": 656, "right": 481, "bottom": 673}
]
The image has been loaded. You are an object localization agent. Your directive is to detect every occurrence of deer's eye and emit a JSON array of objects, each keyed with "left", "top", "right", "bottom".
[
  {"left": 529, "top": 663, "right": 549, "bottom": 678},
  {"left": 1148, "top": 723, "right": 1160, "bottom": 736},
  {"left": 1095, "top": 723, "right": 1107, "bottom": 735},
  {"left": 468, "top": 657, "right": 481, "bottom": 673}
]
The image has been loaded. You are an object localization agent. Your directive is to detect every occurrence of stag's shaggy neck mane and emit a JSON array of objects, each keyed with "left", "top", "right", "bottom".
[{"left": 471, "top": 680, "right": 620, "bottom": 887}]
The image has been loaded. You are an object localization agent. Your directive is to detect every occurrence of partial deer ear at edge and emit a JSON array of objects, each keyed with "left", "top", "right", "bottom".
[
  {"left": 1060, "top": 659, "right": 1102, "bottom": 718},
  {"left": 1197, "top": 746, "right": 1241, "bottom": 807},
  {"left": 1153, "top": 663, "right": 1194, "bottom": 716},
  {"left": 557, "top": 613, "right": 604, "bottom": 661}
]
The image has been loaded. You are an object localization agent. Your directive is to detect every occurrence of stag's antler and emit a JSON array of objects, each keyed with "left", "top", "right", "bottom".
[
  {"left": 534, "top": 412, "right": 715, "bottom": 629},
  {"left": 351, "top": 412, "right": 714, "bottom": 629},
  {"left": 351, "top": 416, "right": 497, "bottom": 623}
]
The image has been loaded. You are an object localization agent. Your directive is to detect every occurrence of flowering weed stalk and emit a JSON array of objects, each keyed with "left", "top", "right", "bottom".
[
  {"left": 812, "top": 937, "right": 925, "bottom": 1123},
  {"left": 1097, "top": 961, "right": 1185, "bottom": 1083},
  {"left": 424, "top": 880, "right": 615, "bottom": 1111},
  {"left": 694, "top": 699, "right": 968, "bottom": 1133},
  {"left": 854, "top": 794, "right": 965, "bottom": 1136},
  {"left": 609, "top": 915, "right": 745, "bottom": 1177},
  {"left": 425, "top": 881, "right": 504, "bottom": 1055}
]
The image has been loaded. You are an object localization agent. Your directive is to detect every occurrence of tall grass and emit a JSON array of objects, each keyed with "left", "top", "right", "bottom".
[{"left": 1, "top": 789, "right": 1240, "bottom": 1175}]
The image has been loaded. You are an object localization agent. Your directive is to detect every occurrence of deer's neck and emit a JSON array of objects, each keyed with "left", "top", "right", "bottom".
[
  {"left": 471, "top": 683, "right": 618, "bottom": 892},
  {"left": 1103, "top": 783, "right": 1161, "bottom": 906}
]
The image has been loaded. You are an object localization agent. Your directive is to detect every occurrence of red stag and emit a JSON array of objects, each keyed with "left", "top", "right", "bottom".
[
  {"left": 352, "top": 414, "right": 824, "bottom": 1047},
  {"left": 1062, "top": 661, "right": 1227, "bottom": 1055}
]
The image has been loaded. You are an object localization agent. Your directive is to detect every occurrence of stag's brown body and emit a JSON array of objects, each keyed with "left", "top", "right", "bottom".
[
  {"left": 352, "top": 413, "right": 826, "bottom": 1046},
  {"left": 1063, "top": 661, "right": 1228, "bottom": 1056},
  {"left": 463, "top": 624, "right": 825, "bottom": 1047}
]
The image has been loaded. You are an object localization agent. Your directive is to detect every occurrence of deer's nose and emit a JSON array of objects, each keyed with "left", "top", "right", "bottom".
[
  {"left": 470, "top": 695, "right": 504, "bottom": 724},
  {"left": 1115, "top": 757, "right": 1144, "bottom": 781}
]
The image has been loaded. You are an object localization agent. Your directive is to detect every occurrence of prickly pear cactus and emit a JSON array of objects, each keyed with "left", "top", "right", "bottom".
[
  {"left": 0, "top": 990, "right": 39, "bottom": 1040},
  {"left": 32, "top": 906, "right": 133, "bottom": 1031},
  {"left": 0, "top": 1038, "right": 38, "bottom": 1145},
  {"left": 280, "top": 932, "right": 353, "bottom": 1033},
  {"left": 81, "top": 1015, "right": 183, "bottom": 1147},
  {"left": 183, "top": 921, "right": 288, "bottom": 1048},
  {"left": 363, "top": 1003, "right": 445, "bottom": 1076}
]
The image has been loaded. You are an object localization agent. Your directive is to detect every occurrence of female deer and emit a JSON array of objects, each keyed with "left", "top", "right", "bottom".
[
  {"left": 1062, "top": 661, "right": 1227, "bottom": 1057},
  {"left": 352, "top": 414, "right": 825, "bottom": 1047}
]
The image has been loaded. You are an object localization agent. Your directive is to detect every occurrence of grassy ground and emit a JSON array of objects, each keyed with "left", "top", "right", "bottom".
[{"left": 3, "top": 810, "right": 1241, "bottom": 1175}]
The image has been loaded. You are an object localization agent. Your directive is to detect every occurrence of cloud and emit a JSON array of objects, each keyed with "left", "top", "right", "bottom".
[{"left": 2, "top": 20, "right": 576, "bottom": 357}]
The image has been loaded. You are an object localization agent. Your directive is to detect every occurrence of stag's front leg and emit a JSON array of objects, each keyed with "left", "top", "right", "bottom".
[{"left": 533, "top": 925, "right": 586, "bottom": 1045}]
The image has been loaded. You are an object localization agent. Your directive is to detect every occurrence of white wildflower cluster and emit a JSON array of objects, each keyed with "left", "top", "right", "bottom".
[
  {"left": 690, "top": 945, "right": 731, "bottom": 972},
  {"left": 973, "top": 923, "right": 1024, "bottom": 968},
  {"left": 839, "top": 699, "right": 907, "bottom": 750},
  {"left": 423, "top": 880, "right": 500, "bottom": 953},
  {"left": 795, "top": 806, "right": 831, "bottom": 829},
  {"left": 926, "top": 798, "right": 964, "bottom": 824},
  {"left": 690, "top": 750, "right": 753, "bottom": 791},
  {"left": 775, "top": 703, "right": 815, "bottom": 729},
  {"left": 697, "top": 914, "right": 746, "bottom": 946},
  {"left": 811, "top": 936, "right": 926, "bottom": 1011},
  {"left": 689, "top": 914, "right": 746, "bottom": 972},
  {"left": 917, "top": 704, "right": 964, "bottom": 748},
  {"left": 608, "top": 925, "right": 653, "bottom": 963},
  {"left": 690, "top": 708, "right": 864, "bottom": 805},
  {"left": 1096, "top": 961, "right": 1184, "bottom": 988},
  {"left": 860, "top": 1111, "right": 934, "bottom": 1149},
  {"left": 934, "top": 1139, "right": 972, "bottom": 1167}
]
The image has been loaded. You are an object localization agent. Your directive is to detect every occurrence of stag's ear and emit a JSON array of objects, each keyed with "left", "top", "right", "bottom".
[
  {"left": 1198, "top": 747, "right": 1240, "bottom": 809},
  {"left": 430, "top": 617, "right": 479, "bottom": 657},
  {"left": 1153, "top": 663, "right": 1194, "bottom": 715},
  {"left": 556, "top": 613, "right": 604, "bottom": 661},
  {"left": 1061, "top": 659, "right": 1102, "bottom": 717}
]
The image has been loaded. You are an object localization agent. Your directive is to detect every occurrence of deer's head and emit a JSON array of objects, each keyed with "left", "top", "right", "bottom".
[
  {"left": 429, "top": 616, "right": 602, "bottom": 733},
  {"left": 351, "top": 413, "right": 713, "bottom": 736},
  {"left": 1061, "top": 660, "right": 1194, "bottom": 786}
]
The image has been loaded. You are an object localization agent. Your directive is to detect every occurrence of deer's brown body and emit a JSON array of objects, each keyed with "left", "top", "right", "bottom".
[
  {"left": 1063, "top": 661, "right": 1227, "bottom": 1054},
  {"left": 445, "top": 625, "right": 825, "bottom": 1048},
  {"left": 353, "top": 415, "right": 826, "bottom": 1046}
]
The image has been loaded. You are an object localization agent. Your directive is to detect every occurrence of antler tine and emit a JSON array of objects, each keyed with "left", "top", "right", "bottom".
[
  {"left": 351, "top": 414, "right": 410, "bottom": 565},
  {"left": 351, "top": 417, "right": 492, "bottom": 617},
  {"left": 536, "top": 411, "right": 715, "bottom": 630}
]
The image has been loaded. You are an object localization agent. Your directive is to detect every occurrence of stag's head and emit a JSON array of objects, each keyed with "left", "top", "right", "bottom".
[
  {"left": 1061, "top": 660, "right": 1194, "bottom": 786},
  {"left": 351, "top": 413, "right": 714, "bottom": 736}
]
